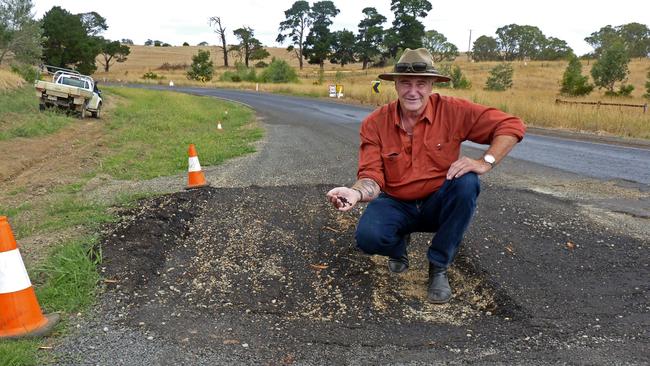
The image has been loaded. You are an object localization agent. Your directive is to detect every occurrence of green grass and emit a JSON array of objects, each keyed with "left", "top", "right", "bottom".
[
  {"left": 34, "top": 236, "right": 102, "bottom": 313},
  {"left": 101, "top": 87, "right": 263, "bottom": 180},
  {"left": 0, "top": 340, "right": 40, "bottom": 366},
  {"left": 0, "top": 87, "right": 75, "bottom": 140}
]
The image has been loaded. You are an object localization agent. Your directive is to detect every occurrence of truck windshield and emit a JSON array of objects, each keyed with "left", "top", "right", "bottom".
[{"left": 60, "top": 77, "right": 87, "bottom": 89}]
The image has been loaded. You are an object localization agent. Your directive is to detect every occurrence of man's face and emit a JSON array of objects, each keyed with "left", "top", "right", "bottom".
[{"left": 394, "top": 76, "right": 434, "bottom": 114}]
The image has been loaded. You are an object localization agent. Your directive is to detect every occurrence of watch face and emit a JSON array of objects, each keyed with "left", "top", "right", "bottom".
[{"left": 484, "top": 154, "right": 496, "bottom": 164}]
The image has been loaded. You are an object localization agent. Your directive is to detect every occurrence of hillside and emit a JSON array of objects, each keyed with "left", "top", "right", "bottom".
[{"left": 90, "top": 45, "right": 650, "bottom": 139}]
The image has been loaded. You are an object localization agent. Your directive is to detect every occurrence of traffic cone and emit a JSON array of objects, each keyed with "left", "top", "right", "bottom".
[
  {"left": 0, "top": 216, "right": 59, "bottom": 339},
  {"left": 186, "top": 144, "right": 209, "bottom": 189}
]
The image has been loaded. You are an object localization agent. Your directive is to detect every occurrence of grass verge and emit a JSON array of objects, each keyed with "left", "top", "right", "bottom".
[
  {"left": 0, "top": 86, "right": 75, "bottom": 141},
  {"left": 0, "top": 86, "right": 263, "bottom": 364},
  {"left": 101, "top": 87, "right": 262, "bottom": 179}
]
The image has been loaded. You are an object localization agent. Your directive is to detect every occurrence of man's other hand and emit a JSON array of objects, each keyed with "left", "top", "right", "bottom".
[
  {"left": 446, "top": 156, "right": 491, "bottom": 180},
  {"left": 326, "top": 187, "right": 360, "bottom": 212}
]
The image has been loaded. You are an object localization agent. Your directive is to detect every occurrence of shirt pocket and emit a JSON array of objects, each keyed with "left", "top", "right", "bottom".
[
  {"left": 424, "top": 140, "right": 459, "bottom": 172},
  {"left": 381, "top": 148, "right": 408, "bottom": 183}
]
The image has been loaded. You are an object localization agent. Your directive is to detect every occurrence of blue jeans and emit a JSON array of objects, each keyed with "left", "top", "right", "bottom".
[{"left": 355, "top": 173, "right": 480, "bottom": 268}]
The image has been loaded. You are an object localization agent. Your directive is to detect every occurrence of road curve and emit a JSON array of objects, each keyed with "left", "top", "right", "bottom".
[{"left": 140, "top": 84, "right": 650, "bottom": 185}]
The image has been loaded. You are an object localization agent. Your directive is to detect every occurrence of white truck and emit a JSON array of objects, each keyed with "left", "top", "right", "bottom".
[{"left": 35, "top": 68, "right": 102, "bottom": 118}]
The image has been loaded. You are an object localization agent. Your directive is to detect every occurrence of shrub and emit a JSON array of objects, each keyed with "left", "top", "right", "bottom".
[
  {"left": 187, "top": 49, "right": 214, "bottom": 82},
  {"left": 142, "top": 71, "right": 161, "bottom": 80},
  {"left": 260, "top": 58, "right": 298, "bottom": 83},
  {"left": 560, "top": 56, "right": 593, "bottom": 96},
  {"left": 158, "top": 62, "right": 188, "bottom": 71},
  {"left": 605, "top": 84, "right": 634, "bottom": 97},
  {"left": 485, "top": 63, "right": 514, "bottom": 91},
  {"left": 219, "top": 63, "right": 257, "bottom": 82},
  {"left": 450, "top": 65, "right": 471, "bottom": 89},
  {"left": 255, "top": 61, "right": 268, "bottom": 68},
  {"left": 590, "top": 41, "right": 630, "bottom": 95},
  {"left": 437, "top": 64, "right": 471, "bottom": 90},
  {"left": 10, "top": 63, "right": 39, "bottom": 83}
]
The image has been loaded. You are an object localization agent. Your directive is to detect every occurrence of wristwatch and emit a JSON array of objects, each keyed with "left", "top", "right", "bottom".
[{"left": 483, "top": 154, "right": 496, "bottom": 168}]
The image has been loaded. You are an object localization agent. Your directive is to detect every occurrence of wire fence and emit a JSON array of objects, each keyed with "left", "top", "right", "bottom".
[{"left": 555, "top": 98, "right": 648, "bottom": 113}]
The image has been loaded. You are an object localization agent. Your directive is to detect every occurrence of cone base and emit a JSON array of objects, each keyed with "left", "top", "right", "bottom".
[
  {"left": 0, "top": 313, "right": 60, "bottom": 340},
  {"left": 185, "top": 183, "right": 210, "bottom": 190}
]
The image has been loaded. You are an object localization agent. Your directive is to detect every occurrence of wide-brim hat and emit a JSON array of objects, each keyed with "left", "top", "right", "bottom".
[{"left": 378, "top": 48, "right": 451, "bottom": 83}]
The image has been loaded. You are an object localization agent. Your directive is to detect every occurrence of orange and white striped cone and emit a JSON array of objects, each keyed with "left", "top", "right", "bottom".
[
  {"left": 186, "top": 144, "right": 209, "bottom": 190},
  {"left": 0, "top": 216, "right": 59, "bottom": 339}
]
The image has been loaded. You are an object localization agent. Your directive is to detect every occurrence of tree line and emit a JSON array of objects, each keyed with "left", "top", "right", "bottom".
[
  {"left": 1, "top": 0, "right": 649, "bottom": 90},
  {"left": 0, "top": 1, "right": 130, "bottom": 74}
]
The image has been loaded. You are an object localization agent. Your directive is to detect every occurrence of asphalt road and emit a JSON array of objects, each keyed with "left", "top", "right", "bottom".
[
  {"left": 157, "top": 85, "right": 650, "bottom": 186},
  {"left": 55, "top": 85, "right": 649, "bottom": 365}
]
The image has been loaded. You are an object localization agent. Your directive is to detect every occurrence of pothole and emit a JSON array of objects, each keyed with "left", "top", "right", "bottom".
[{"left": 100, "top": 185, "right": 514, "bottom": 347}]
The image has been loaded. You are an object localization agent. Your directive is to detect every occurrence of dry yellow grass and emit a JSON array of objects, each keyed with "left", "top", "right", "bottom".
[
  {"left": 0, "top": 69, "right": 25, "bottom": 91},
  {"left": 94, "top": 45, "right": 650, "bottom": 139}
]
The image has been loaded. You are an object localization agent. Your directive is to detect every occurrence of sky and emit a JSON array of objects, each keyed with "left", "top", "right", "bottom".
[{"left": 32, "top": 0, "right": 650, "bottom": 56}]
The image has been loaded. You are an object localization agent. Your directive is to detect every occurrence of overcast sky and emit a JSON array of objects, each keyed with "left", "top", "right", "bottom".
[{"left": 32, "top": 0, "right": 649, "bottom": 56}]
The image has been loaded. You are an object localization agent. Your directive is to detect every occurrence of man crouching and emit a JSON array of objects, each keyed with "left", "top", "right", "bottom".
[{"left": 326, "top": 48, "right": 526, "bottom": 303}]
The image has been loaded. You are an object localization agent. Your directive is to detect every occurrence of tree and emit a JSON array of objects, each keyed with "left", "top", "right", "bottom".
[
  {"left": 0, "top": 0, "right": 43, "bottom": 65},
  {"left": 187, "top": 49, "right": 213, "bottom": 81},
  {"left": 182, "top": 41, "right": 189, "bottom": 46},
  {"left": 585, "top": 25, "right": 620, "bottom": 58},
  {"left": 78, "top": 11, "right": 106, "bottom": 36},
  {"left": 388, "top": 0, "right": 432, "bottom": 57},
  {"left": 539, "top": 37, "right": 573, "bottom": 61},
  {"left": 230, "top": 27, "right": 269, "bottom": 68},
  {"left": 496, "top": 24, "right": 546, "bottom": 61},
  {"left": 41, "top": 6, "right": 104, "bottom": 74},
  {"left": 209, "top": 16, "right": 228, "bottom": 67},
  {"left": 485, "top": 63, "right": 513, "bottom": 91},
  {"left": 422, "top": 29, "right": 458, "bottom": 62},
  {"left": 329, "top": 29, "right": 355, "bottom": 67},
  {"left": 355, "top": 7, "right": 385, "bottom": 69},
  {"left": 472, "top": 35, "right": 499, "bottom": 61},
  {"left": 586, "top": 23, "right": 650, "bottom": 58},
  {"left": 98, "top": 38, "right": 130, "bottom": 72},
  {"left": 303, "top": 1, "right": 339, "bottom": 70},
  {"left": 560, "top": 55, "right": 593, "bottom": 96},
  {"left": 617, "top": 23, "right": 650, "bottom": 58},
  {"left": 197, "top": 41, "right": 208, "bottom": 46},
  {"left": 276, "top": 0, "right": 311, "bottom": 70},
  {"left": 590, "top": 41, "right": 632, "bottom": 95},
  {"left": 121, "top": 38, "right": 133, "bottom": 45},
  {"left": 144, "top": 39, "right": 153, "bottom": 46}
]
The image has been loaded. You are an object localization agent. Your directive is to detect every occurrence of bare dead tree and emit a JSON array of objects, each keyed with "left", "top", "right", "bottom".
[{"left": 208, "top": 16, "right": 228, "bottom": 67}]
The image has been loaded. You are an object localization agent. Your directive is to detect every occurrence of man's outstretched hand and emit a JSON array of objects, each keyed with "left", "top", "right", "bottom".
[{"left": 326, "top": 187, "right": 360, "bottom": 212}]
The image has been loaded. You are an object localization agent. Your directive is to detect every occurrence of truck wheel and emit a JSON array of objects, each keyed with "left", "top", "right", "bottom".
[
  {"left": 78, "top": 105, "right": 86, "bottom": 119},
  {"left": 91, "top": 104, "right": 101, "bottom": 119}
]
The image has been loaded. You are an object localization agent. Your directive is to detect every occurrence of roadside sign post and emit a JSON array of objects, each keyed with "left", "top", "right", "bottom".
[
  {"left": 328, "top": 85, "right": 336, "bottom": 98},
  {"left": 336, "top": 84, "right": 344, "bottom": 98},
  {"left": 371, "top": 80, "right": 381, "bottom": 94}
]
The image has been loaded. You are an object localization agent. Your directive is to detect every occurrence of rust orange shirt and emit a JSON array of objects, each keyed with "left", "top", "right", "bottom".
[{"left": 357, "top": 93, "right": 526, "bottom": 200}]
